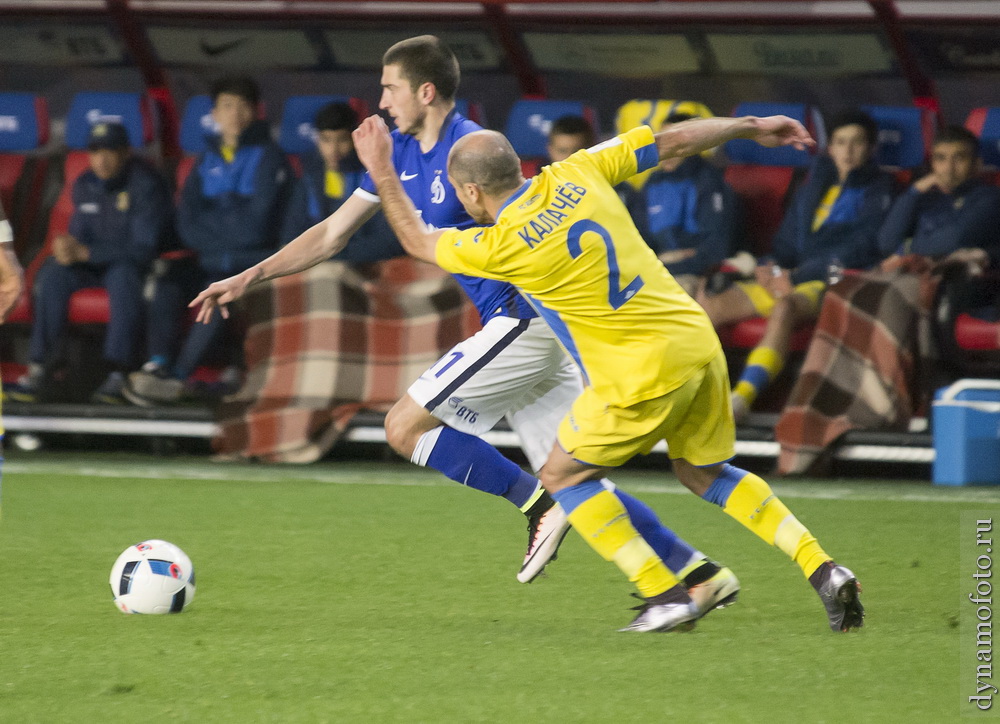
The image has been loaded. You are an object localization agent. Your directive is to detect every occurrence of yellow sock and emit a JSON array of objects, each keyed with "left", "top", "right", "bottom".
[
  {"left": 724, "top": 472, "right": 831, "bottom": 577},
  {"left": 567, "top": 489, "right": 679, "bottom": 597},
  {"left": 733, "top": 346, "right": 784, "bottom": 406}
]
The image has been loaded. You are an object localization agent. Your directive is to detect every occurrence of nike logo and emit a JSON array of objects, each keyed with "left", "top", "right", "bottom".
[
  {"left": 400, "top": 171, "right": 418, "bottom": 181},
  {"left": 199, "top": 38, "right": 248, "bottom": 57}
]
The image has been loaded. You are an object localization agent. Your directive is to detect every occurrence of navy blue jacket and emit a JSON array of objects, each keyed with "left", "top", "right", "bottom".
[
  {"left": 772, "top": 155, "right": 894, "bottom": 284},
  {"left": 68, "top": 157, "right": 173, "bottom": 269},
  {"left": 280, "top": 151, "right": 403, "bottom": 264},
  {"left": 178, "top": 120, "right": 291, "bottom": 275},
  {"left": 877, "top": 179, "right": 1000, "bottom": 265},
  {"left": 628, "top": 156, "right": 737, "bottom": 276}
]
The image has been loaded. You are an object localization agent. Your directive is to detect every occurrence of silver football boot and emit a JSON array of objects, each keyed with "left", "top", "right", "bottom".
[{"left": 811, "top": 561, "right": 865, "bottom": 632}]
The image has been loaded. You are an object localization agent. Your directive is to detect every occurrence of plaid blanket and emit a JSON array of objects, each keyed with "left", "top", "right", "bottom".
[
  {"left": 774, "top": 269, "right": 938, "bottom": 475},
  {"left": 214, "top": 258, "right": 479, "bottom": 462}
]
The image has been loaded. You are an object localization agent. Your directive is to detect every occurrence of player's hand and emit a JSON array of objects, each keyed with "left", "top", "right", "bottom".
[
  {"left": 0, "top": 246, "right": 23, "bottom": 323},
  {"left": 188, "top": 269, "right": 257, "bottom": 324},
  {"left": 912, "top": 173, "right": 940, "bottom": 194},
  {"left": 352, "top": 116, "right": 395, "bottom": 176},
  {"left": 657, "top": 249, "right": 696, "bottom": 265},
  {"left": 752, "top": 116, "right": 815, "bottom": 151},
  {"left": 52, "top": 234, "right": 84, "bottom": 266}
]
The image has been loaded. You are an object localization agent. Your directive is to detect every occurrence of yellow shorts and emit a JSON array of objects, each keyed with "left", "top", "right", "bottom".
[
  {"left": 557, "top": 349, "right": 735, "bottom": 468},
  {"left": 735, "top": 279, "right": 826, "bottom": 317}
]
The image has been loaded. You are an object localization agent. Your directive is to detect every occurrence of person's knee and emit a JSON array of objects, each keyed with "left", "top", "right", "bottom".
[
  {"left": 384, "top": 398, "right": 434, "bottom": 458},
  {"left": 672, "top": 459, "right": 724, "bottom": 496}
]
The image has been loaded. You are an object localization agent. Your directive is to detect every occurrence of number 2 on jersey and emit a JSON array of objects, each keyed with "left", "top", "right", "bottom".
[{"left": 565, "top": 219, "right": 644, "bottom": 310}]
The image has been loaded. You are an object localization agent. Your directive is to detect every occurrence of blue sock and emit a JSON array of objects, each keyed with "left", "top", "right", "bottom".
[
  {"left": 423, "top": 426, "right": 539, "bottom": 509},
  {"left": 614, "top": 488, "right": 696, "bottom": 574},
  {"left": 702, "top": 463, "right": 744, "bottom": 507}
]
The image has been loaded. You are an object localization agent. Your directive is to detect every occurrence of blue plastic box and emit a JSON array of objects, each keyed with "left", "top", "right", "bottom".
[{"left": 932, "top": 380, "right": 1000, "bottom": 486}]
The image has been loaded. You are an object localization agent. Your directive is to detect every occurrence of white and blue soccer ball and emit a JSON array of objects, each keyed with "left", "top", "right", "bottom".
[{"left": 109, "top": 539, "right": 196, "bottom": 614}]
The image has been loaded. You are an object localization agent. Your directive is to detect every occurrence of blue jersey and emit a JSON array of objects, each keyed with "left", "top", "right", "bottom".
[{"left": 356, "top": 110, "right": 534, "bottom": 323}]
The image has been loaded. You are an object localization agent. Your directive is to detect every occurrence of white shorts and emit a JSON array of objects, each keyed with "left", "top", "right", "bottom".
[{"left": 407, "top": 316, "right": 582, "bottom": 472}]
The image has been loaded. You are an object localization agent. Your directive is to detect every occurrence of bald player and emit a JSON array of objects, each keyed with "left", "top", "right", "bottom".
[{"left": 352, "top": 114, "right": 864, "bottom": 633}]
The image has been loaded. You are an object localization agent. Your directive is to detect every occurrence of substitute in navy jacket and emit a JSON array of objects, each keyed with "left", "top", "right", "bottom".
[
  {"left": 178, "top": 120, "right": 291, "bottom": 275},
  {"left": 877, "top": 179, "right": 1000, "bottom": 264},
  {"left": 280, "top": 151, "right": 403, "bottom": 264},
  {"left": 772, "top": 155, "right": 894, "bottom": 284},
  {"left": 69, "top": 157, "right": 173, "bottom": 268},
  {"left": 628, "top": 155, "right": 737, "bottom": 277}
]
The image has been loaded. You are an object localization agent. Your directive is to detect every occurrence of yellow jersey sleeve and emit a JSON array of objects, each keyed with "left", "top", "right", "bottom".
[
  {"left": 568, "top": 126, "right": 660, "bottom": 188},
  {"left": 436, "top": 227, "right": 498, "bottom": 279}
]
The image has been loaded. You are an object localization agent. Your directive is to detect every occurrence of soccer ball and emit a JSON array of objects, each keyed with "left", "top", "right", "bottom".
[{"left": 109, "top": 539, "right": 196, "bottom": 614}]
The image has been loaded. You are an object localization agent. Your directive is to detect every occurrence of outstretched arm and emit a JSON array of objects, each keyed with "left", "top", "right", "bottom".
[
  {"left": 189, "top": 193, "right": 379, "bottom": 323},
  {"left": 352, "top": 116, "right": 442, "bottom": 264},
  {"left": 0, "top": 202, "right": 23, "bottom": 322},
  {"left": 655, "top": 115, "right": 814, "bottom": 161}
]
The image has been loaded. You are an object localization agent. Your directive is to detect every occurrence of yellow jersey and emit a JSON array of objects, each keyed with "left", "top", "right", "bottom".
[{"left": 436, "top": 126, "right": 720, "bottom": 407}]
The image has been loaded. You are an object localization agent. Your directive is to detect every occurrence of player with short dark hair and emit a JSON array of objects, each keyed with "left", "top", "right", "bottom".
[
  {"left": 547, "top": 115, "right": 596, "bottom": 163},
  {"left": 353, "top": 111, "right": 864, "bottom": 633},
  {"left": 381, "top": 35, "right": 460, "bottom": 102}
]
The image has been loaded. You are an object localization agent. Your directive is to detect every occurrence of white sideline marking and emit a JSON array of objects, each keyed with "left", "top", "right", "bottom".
[{"left": 5, "top": 461, "right": 999, "bottom": 504}]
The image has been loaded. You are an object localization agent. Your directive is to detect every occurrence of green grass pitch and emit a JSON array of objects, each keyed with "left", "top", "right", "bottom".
[{"left": 0, "top": 452, "right": 993, "bottom": 722}]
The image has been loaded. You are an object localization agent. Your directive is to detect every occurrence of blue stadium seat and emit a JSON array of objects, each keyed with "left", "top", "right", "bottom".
[
  {"left": 724, "top": 101, "right": 823, "bottom": 168},
  {"left": 278, "top": 95, "right": 368, "bottom": 156},
  {"left": 861, "top": 105, "right": 935, "bottom": 170},
  {"left": 504, "top": 99, "right": 598, "bottom": 161},
  {"left": 65, "top": 91, "right": 155, "bottom": 150},
  {"left": 178, "top": 94, "right": 216, "bottom": 155}
]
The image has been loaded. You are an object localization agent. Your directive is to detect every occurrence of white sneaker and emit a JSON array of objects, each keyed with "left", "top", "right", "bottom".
[
  {"left": 620, "top": 592, "right": 699, "bottom": 633},
  {"left": 517, "top": 503, "right": 571, "bottom": 583}
]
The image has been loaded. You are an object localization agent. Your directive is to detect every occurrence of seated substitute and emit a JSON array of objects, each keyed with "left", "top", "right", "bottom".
[
  {"left": 8, "top": 122, "right": 173, "bottom": 404},
  {"left": 280, "top": 102, "right": 401, "bottom": 262},
  {"left": 627, "top": 112, "right": 737, "bottom": 295},
  {"left": 696, "top": 110, "right": 894, "bottom": 420},
  {"left": 124, "top": 76, "right": 291, "bottom": 406},
  {"left": 878, "top": 124, "right": 1000, "bottom": 274}
]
